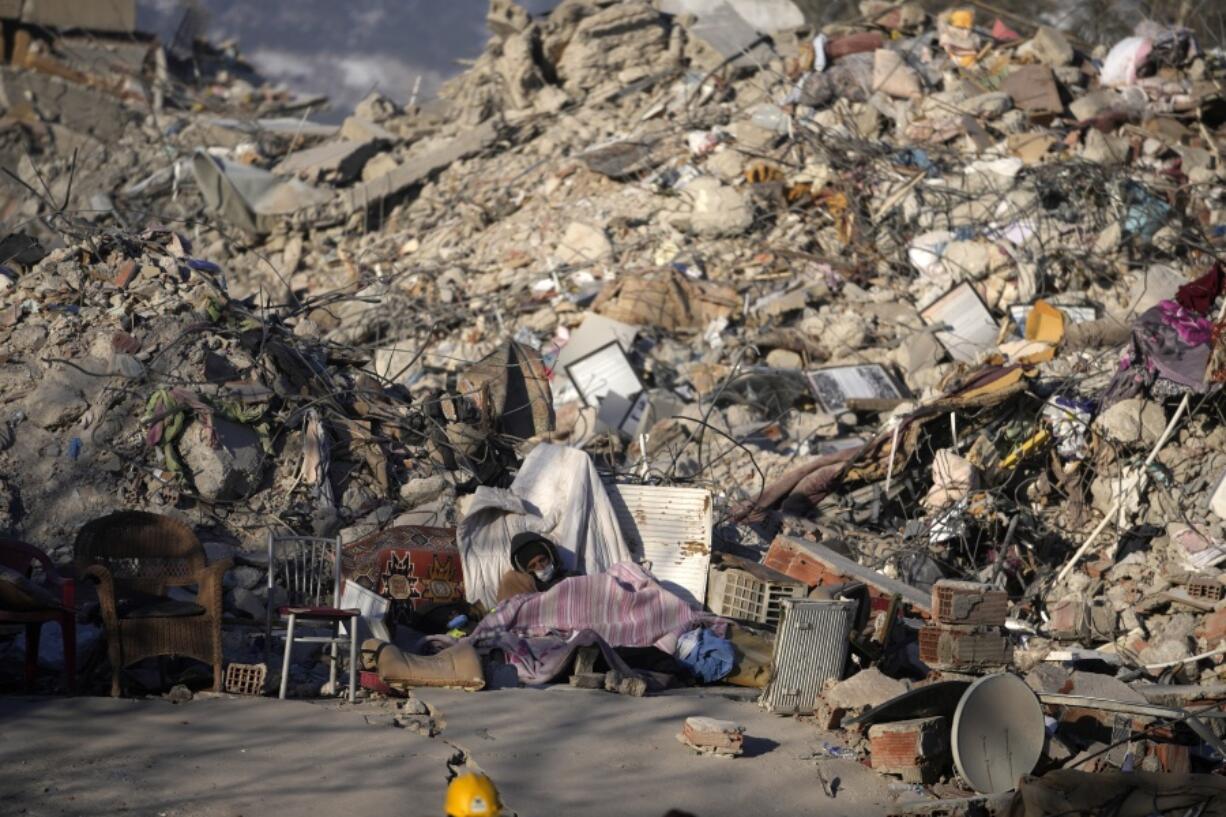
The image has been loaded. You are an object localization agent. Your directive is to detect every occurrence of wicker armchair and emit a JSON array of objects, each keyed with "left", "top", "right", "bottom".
[{"left": 75, "top": 511, "right": 231, "bottom": 696}]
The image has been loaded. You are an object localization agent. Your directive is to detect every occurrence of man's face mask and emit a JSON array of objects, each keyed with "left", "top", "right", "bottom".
[{"left": 533, "top": 564, "right": 556, "bottom": 582}]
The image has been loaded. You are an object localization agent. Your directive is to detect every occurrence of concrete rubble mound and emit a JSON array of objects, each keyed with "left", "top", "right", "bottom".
[{"left": 4, "top": 0, "right": 1226, "bottom": 810}]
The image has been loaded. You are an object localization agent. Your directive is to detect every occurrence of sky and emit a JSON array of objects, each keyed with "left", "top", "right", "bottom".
[{"left": 136, "top": 1, "right": 559, "bottom": 119}]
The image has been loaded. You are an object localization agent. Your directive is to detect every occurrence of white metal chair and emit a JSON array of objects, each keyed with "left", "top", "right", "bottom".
[{"left": 265, "top": 534, "right": 359, "bottom": 702}]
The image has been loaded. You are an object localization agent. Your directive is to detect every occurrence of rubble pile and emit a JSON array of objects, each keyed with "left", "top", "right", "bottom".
[{"left": 3, "top": 0, "right": 1226, "bottom": 805}]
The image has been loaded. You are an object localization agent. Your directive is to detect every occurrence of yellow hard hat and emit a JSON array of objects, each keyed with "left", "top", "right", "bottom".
[
  {"left": 445, "top": 772, "right": 503, "bottom": 817},
  {"left": 948, "top": 9, "right": 974, "bottom": 28}
]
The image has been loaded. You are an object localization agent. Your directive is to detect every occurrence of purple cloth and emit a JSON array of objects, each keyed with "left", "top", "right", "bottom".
[
  {"left": 473, "top": 561, "right": 708, "bottom": 648},
  {"left": 1157, "top": 300, "right": 1213, "bottom": 346},
  {"left": 1104, "top": 301, "right": 1211, "bottom": 404}
]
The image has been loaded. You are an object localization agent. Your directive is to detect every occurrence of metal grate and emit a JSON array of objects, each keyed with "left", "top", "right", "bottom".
[
  {"left": 224, "top": 662, "right": 267, "bottom": 696},
  {"left": 761, "top": 599, "right": 856, "bottom": 715},
  {"left": 606, "top": 484, "right": 712, "bottom": 607}
]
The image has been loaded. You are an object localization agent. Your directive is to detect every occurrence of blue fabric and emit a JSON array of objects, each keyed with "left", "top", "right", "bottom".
[{"left": 676, "top": 627, "right": 735, "bottom": 683}]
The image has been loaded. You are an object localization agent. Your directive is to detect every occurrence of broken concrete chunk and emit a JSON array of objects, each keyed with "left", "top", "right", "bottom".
[
  {"left": 21, "top": 0, "right": 135, "bottom": 32},
  {"left": 274, "top": 139, "right": 382, "bottom": 185},
  {"left": 361, "top": 152, "right": 398, "bottom": 182},
  {"left": 180, "top": 417, "right": 265, "bottom": 502},
  {"left": 399, "top": 474, "right": 447, "bottom": 507},
  {"left": 0, "top": 67, "right": 135, "bottom": 141},
  {"left": 663, "top": 176, "right": 753, "bottom": 238},
  {"left": 23, "top": 376, "right": 87, "bottom": 430},
  {"left": 487, "top": 0, "right": 531, "bottom": 39},
  {"left": 679, "top": 0, "right": 774, "bottom": 71},
  {"left": 555, "top": 3, "right": 670, "bottom": 92},
  {"left": 1211, "top": 471, "right": 1226, "bottom": 522},
  {"left": 498, "top": 28, "right": 547, "bottom": 109},
  {"left": 822, "top": 666, "right": 908, "bottom": 714},
  {"left": 339, "top": 116, "right": 397, "bottom": 144},
  {"left": 872, "top": 49, "right": 923, "bottom": 99},
  {"left": 555, "top": 221, "right": 613, "bottom": 266},
  {"left": 1017, "top": 26, "right": 1074, "bottom": 66},
  {"left": 341, "top": 118, "right": 500, "bottom": 214},
  {"left": 1003, "top": 64, "right": 1063, "bottom": 116},
  {"left": 1069, "top": 89, "right": 1124, "bottom": 121},
  {"left": 1093, "top": 398, "right": 1167, "bottom": 449}
]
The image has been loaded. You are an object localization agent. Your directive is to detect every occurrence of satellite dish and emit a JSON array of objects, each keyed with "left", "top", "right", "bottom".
[{"left": 951, "top": 673, "right": 1044, "bottom": 795}]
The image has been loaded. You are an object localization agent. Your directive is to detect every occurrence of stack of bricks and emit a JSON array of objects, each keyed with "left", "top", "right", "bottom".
[
  {"left": 867, "top": 716, "right": 950, "bottom": 783},
  {"left": 919, "top": 580, "right": 1012, "bottom": 672},
  {"left": 677, "top": 717, "right": 745, "bottom": 757}
]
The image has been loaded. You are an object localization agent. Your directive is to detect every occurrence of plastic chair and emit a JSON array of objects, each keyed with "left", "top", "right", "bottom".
[
  {"left": 0, "top": 537, "right": 76, "bottom": 692},
  {"left": 265, "top": 534, "right": 359, "bottom": 702}
]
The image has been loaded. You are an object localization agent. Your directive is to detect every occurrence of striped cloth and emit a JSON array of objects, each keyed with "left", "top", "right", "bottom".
[
  {"left": 473, "top": 561, "right": 705, "bottom": 650},
  {"left": 465, "top": 562, "right": 724, "bottom": 683}
]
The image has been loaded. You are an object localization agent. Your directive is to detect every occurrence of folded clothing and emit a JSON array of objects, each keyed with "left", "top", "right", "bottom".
[{"left": 675, "top": 627, "right": 735, "bottom": 683}]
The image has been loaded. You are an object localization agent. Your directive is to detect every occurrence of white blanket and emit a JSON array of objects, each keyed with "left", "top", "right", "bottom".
[{"left": 457, "top": 444, "right": 632, "bottom": 608}]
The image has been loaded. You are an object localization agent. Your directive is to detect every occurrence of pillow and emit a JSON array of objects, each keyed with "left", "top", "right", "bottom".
[{"left": 0, "top": 566, "right": 62, "bottom": 611}]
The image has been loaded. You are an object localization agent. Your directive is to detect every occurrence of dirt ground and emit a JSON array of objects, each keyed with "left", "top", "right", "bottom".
[{"left": 0, "top": 687, "right": 896, "bottom": 817}]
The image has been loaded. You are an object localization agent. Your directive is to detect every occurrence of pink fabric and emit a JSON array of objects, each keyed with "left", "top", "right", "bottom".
[
  {"left": 472, "top": 561, "right": 703, "bottom": 650},
  {"left": 991, "top": 19, "right": 1021, "bottom": 42},
  {"left": 1157, "top": 300, "right": 1213, "bottom": 346}
]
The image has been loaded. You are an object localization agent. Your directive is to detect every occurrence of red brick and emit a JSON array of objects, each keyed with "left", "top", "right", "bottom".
[
  {"left": 1152, "top": 742, "right": 1191, "bottom": 774},
  {"left": 824, "top": 32, "right": 883, "bottom": 61},
  {"left": 868, "top": 716, "right": 950, "bottom": 783},
  {"left": 113, "top": 259, "right": 138, "bottom": 288},
  {"left": 919, "top": 623, "right": 1012, "bottom": 670},
  {"left": 932, "top": 580, "right": 1008, "bottom": 626},
  {"left": 1196, "top": 608, "right": 1226, "bottom": 644},
  {"left": 764, "top": 537, "right": 898, "bottom": 613}
]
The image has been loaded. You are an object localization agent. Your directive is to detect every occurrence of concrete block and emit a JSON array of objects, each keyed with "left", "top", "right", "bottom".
[
  {"left": 0, "top": 67, "right": 134, "bottom": 142},
  {"left": 23, "top": 0, "right": 135, "bottom": 32}
]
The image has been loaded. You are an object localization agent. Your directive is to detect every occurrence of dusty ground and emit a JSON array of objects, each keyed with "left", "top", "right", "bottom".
[{"left": 0, "top": 687, "right": 895, "bottom": 817}]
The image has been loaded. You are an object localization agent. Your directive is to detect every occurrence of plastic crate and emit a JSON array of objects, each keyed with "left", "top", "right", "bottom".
[
  {"left": 224, "top": 662, "right": 267, "bottom": 696},
  {"left": 707, "top": 566, "right": 806, "bottom": 626}
]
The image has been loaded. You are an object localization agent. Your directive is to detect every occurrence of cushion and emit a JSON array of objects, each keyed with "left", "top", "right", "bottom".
[
  {"left": 0, "top": 565, "right": 62, "bottom": 612},
  {"left": 278, "top": 605, "right": 360, "bottom": 619},
  {"left": 117, "top": 593, "right": 205, "bottom": 619}
]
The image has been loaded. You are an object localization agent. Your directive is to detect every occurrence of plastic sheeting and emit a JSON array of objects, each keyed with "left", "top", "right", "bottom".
[{"left": 457, "top": 444, "right": 632, "bottom": 608}]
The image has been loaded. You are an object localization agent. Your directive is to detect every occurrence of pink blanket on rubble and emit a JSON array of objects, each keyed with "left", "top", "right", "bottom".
[
  {"left": 463, "top": 562, "right": 718, "bottom": 684},
  {"left": 472, "top": 561, "right": 704, "bottom": 649}
]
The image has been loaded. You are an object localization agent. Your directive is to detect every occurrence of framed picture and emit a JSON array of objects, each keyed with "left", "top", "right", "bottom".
[
  {"left": 805, "top": 364, "right": 906, "bottom": 413},
  {"left": 563, "top": 340, "right": 644, "bottom": 407},
  {"left": 921, "top": 282, "right": 999, "bottom": 363}
]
